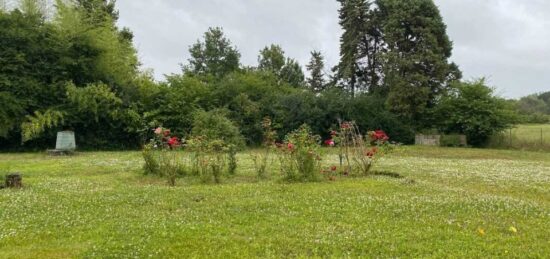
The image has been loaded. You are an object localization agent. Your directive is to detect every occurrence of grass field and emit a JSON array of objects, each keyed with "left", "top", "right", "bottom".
[
  {"left": 1, "top": 147, "right": 549, "bottom": 258},
  {"left": 489, "top": 124, "right": 550, "bottom": 151}
]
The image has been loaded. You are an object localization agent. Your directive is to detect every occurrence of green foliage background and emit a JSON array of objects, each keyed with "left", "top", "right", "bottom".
[{"left": 0, "top": 0, "right": 522, "bottom": 150}]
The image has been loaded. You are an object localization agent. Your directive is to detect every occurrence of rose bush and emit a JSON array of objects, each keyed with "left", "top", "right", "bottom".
[
  {"left": 278, "top": 124, "right": 322, "bottom": 182},
  {"left": 335, "top": 121, "right": 396, "bottom": 176},
  {"left": 142, "top": 127, "right": 184, "bottom": 186}
]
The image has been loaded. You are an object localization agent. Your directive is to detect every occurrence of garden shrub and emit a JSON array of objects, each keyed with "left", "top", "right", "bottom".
[
  {"left": 434, "top": 80, "right": 518, "bottom": 146},
  {"left": 186, "top": 136, "right": 236, "bottom": 183},
  {"left": 278, "top": 124, "right": 322, "bottom": 182},
  {"left": 191, "top": 109, "right": 246, "bottom": 149},
  {"left": 227, "top": 145, "right": 238, "bottom": 176},
  {"left": 440, "top": 134, "right": 465, "bottom": 147},
  {"left": 142, "top": 127, "right": 183, "bottom": 186},
  {"left": 335, "top": 121, "right": 396, "bottom": 176},
  {"left": 252, "top": 117, "right": 276, "bottom": 179}
]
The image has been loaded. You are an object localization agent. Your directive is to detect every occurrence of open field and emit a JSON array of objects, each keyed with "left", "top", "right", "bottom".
[
  {"left": 1, "top": 147, "right": 549, "bottom": 258},
  {"left": 489, "top": 124, "right": 550, "bottom": 151}
]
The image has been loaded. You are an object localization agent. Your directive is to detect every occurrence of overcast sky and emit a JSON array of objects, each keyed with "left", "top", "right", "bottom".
[{"left": 116, "top": 0, "right": 550, "bottom": 99}]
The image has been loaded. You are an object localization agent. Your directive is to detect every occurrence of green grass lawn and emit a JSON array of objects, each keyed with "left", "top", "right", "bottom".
[{"left": 1, "top": 147, "right": 549, "bottom": 258}]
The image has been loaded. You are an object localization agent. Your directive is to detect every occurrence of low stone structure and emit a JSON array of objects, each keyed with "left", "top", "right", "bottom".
[
  {"left": 47, "top": 131, "right": 76, "bottom": 155},
  {"left": 415, "top": 134, "right": 441, "bottom": 146},
  {"left": 415, "top": 134, "right": 467, "bottom": 147}
]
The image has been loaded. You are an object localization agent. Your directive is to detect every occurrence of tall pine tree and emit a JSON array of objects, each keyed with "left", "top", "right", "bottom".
[
  {"left": 335, "top": 0, "right": 381, "bottom": 96},
  {"left": 377, "top": 0, "right": 460, "bottom": 123},
  {"left": 306, "top": 50, "right": 326, "bottom": 93}
]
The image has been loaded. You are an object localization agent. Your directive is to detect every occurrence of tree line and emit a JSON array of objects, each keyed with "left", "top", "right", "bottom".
[{"left": 0, "top": 0, "right": 518, "bottom": 150}]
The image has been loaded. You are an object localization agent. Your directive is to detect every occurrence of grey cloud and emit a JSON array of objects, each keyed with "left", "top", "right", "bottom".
[{"left": 117, "top": 0, "right": 549, "bottom": 98}]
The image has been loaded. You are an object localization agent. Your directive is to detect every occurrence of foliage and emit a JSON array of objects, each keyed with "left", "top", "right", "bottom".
[
  {"left": 0, "top": 0, "right": 518, "bottom": 153},
  {"left": 0, "top": 0, "right": 145, "bottom": 149},
  {"left": 0, "top": 92, "right": 24, "bottom": 138},
  {"left": 379, "top": 0, "right": 459, "bottom": 122},
  {"left": 251, "top": 117, "right": 276, "bottom": 178},
  {"left": 142, "top": 127, "right": 183, "bottom": 186},
  {"left": 227, "top": 144, "right": 238, "bottom": 176},
  {"left": 306, "top": 50, "right": 326, "bottom": 93},
  {"left": 185, "top": 27, "right": 241, "bottom": 79},
  {"left": 186, "top": 136, "right": 235, "bottom": 184},
  {"left": 258, "top": 44, "right": 305, "bottom": 87},
  {"left": 191, "top": 109, "right": 245, "bottom": 149},
  {"left": 515, "top": 92, "right": 550, "bottom": 123},
  {"left": 335, "top": 0, "right": 381, "bottom": 95},
  {"left": 278, "top": 125, "right": 322, "bottom": 182},
  {"left": 334, "top": 0, "right": 460, "bottom": 122},
  {"left": 335, "top": 121, "right": 395, "bottom": 176},
  {"left": 440, "top": 134, "right": 466, "bottom": 147},
  {"left": 258, "top": 44, "right": 286, "bottom": 73},
  {"left": 434, "top": 79, "right": 518, "bottom": 146},
  {"left": 279, "top": 58, "right": 305, "bottom": 87},
  {"left": 21, "top": 110, "right": 65, "bottom": 143}
]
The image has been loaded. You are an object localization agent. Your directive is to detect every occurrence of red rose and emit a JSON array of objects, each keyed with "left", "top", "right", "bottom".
[
  {"left": 366, "top": 149, "right": 375, "bottom": 158},
  {"left": 370, "top": 130, "right": 389, "bottom": 142},
  {"left": 324, "top": 139, "right": 335, "bottom": 146},
  {"left": 287, "top": 143, "right": 295, "bottom": 150},
  {"left": 167, "top": 137, "right": 180, "bottom": 148}
]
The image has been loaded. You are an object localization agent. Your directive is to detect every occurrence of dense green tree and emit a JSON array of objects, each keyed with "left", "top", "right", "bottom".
[
  {"left": 306, "top": 50, "right": 326, "bottom": 93},
  {"left": 335, "top": 0, "right": 382, "bottom": 95},
  {"left": 378, "top": 0, "right": 458, "bottom": 123},
  {"left": 210, "top": 70, "right": 284, "bottom": 144},
  {"left": 74, "top": 0, "right": 118, "bottom": 22},
  {"left": 514, "top": 92, "right": 550, "bottom": 123},
  {"left": 19, "top": 0, "right": 45, "bottom": 17},
  {"left": 0, "top": 8, "right": 67, "bottom": 141},
  {"left": 0, "top": 0, "right": 147, "bottom": 149},
  {"left": 185, "top": 27, "right": 241, "bottom": 79},
  {"left": 434, "top": 80, "right": 517, "bottom": 146},
  {"left": 539, "top": 91, "right": 550, "bottom": 105},
  {"left": 258, "top": 44, "right": 304, "bottom": 87},
  {"left": 258, "top": 44, "right": 286, "bottom": 73},
  {"left": 280, "top": 58, "right": 305, "bottom": 87},
  {"left": 517, "top": 95, "right": 548, "bottom": 115}
]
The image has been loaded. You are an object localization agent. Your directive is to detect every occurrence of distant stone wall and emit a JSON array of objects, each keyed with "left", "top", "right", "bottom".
[
  {"left": 415, "top": 134, "right": 468, "bottom": 147},
  {"left": 415, "top": 134, "right": 441, "bottom": 146}
]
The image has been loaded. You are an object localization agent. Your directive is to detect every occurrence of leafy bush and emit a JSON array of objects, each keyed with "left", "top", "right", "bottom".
[
  {"left": 142, "top": 127, "right": 183, "bottom": 186},
  {"left": 434, "top": 79, "right": 518, "bottom": 146},
  {"left": 440, "top": 134, "right": 466, "bottom": 147},
  {"left": 227, "top": 145, "right": 238, "bottom": 176},
  {"left": 186, "top": 136, "right": 237, "bottom": 184},
  {"left": 278, "top": 125, "right": 322, "bottom": 182},
  {"left": 335, "top": 121, "right": 396, "bottom": 176},
  {"left": 191, "top": 109, "right": 246, "bottom": 149},
  {"left": 251, "top": 117, "right": 277, "bottom": 179}
]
